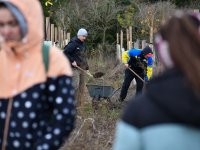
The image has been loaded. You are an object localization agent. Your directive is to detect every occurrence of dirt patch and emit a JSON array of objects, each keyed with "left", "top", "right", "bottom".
[
  {"left": 60, "top": 58, "right": 136, "bottom": 150},
  {"left": 61, "top": 101, "right": 122, "bottom": 150}
]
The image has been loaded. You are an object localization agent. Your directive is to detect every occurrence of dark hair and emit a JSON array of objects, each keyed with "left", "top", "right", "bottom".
[
  {"left": 158, "top": 12, "right": 200, "bottom": 92},
  {"left": 0, "top": 3, "right": 6, "bottom": 8},
  {"left": 142, "top": 46, "right": 153, "bottom": 56}
]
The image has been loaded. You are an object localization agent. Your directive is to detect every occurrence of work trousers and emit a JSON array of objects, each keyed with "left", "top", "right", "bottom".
[{"left": 120, "top": 68, "right": 144, "bottom": 100}]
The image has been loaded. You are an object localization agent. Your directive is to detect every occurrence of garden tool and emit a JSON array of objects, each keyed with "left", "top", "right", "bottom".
[
  {"left": 76, "top": 66, "right": 104, "bottom": 78},
  {"left": 128, "top": 67, "right": 145, "bottom": 83}
]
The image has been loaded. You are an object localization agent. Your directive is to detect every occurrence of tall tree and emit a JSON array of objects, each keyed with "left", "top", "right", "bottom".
[
  {"left": 117, "top": 2, "right": 138, "bottom": 28},
  {"left": 85, "top": 0, "right": 121, "bottom": 45},
  {"left": 172, "top": 0, "right": 190, "bottom": 7}
]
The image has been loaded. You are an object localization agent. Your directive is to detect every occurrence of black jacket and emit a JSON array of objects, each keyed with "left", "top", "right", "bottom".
[
  {"left": 63, "top": 37, "right": 89, "bottom": 70},
  {"left": 122, "top": 68, "right": 200, "bottom": 128},
  {"left": 128, "top": 54, "right": 147, "bottom": 73}
]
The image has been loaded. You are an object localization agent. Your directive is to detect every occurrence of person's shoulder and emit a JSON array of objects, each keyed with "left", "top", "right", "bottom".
[
  {"left": 71, "top": 37, "right": 80, "bottom": 43},
  {"left": 48, "top": 47, "right": 73, "bottom": 77},
  {"left": 64, "top": 37, "right": 79, "bottom": 49},
  {"left": 124, "top": 94, "right": 148, "bottom": 111},
  {"left": 121, "top": 93, "right": 154, "bottom": 127},
  {"left": 122, "top": 94, "right": 147, "bottom": 119}
]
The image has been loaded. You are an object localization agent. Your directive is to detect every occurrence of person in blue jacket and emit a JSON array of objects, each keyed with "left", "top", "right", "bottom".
[
  {"left": 118, "top": 46, "right": 153, "bottom": 102},
  {"left": 113, "top": 11, "right": 200, "bottom": 150}
]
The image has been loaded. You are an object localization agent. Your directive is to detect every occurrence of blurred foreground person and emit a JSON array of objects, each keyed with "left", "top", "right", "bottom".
[
  {"left": 0, "top": 0, "right": 75, "bottom": 150},
  {"left": 113, "top": 11, "right": 200, "bottom": 150}
]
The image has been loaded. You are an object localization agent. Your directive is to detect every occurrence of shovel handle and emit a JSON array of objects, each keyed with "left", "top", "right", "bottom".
[
  {"left": 128, "top": 67, "right": 145, "bottom": 83},
  {"left": 76, "top": 66, "right": 93, "bottom": 77}
]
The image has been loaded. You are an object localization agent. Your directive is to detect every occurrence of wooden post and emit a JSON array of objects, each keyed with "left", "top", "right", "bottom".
[
  {"left": 55, "top": 27, "right": 58, "bottom": 42},
  {"left": 126, "top": 28, "right": 129, "bottom": 50},
  {"left": 150, "top": 26, "right": 153, "bottom": 45},
  {"left": 120, "top": 30, "right": 123, "bottom": 59},
  {"left": 117, "top": 33, "right": 119, "bottom": 44},
  {"left": 60, "top": 29, "right": 63, "bottom": 48},
  {"left": 150, "top": 18, "right": 155, "bottom": 60},
  {"left": 61, "top": 30, "right": 64, "bottom": 48},
  {"left": 45, "top": 17, "right": 50, "bottom": 40},
  {"left": 58, "top": 27, "right": 61, "bottom": 47},
  {"left": 66, "top": 32, "right": 70, "bottom": 45},
  {"left": 63, "top": 30, "right": 65, "bottom": 47},
  {"left": 51, "top": 24, "right": 54, "bottom": 45},
  {"left": 129, "top": 26, "right": 133, "bottom": 49},
  {"left": 116, "top": 33, "right": 121, "bottom": 62},
  {"left": 134, "top": 39, "right": 139, "bottom": 49},
  {"left": 67, "top": 32, "right": 70, "bottom": 40},
  {"left": 63, "top": 30, "right": 67, "bottom": 46},
  {"left": 142, "top": 40, "right": 146, "bottom": 49},
  {"left": 63, "top": 30, "right": 65, "bottom": 46}
]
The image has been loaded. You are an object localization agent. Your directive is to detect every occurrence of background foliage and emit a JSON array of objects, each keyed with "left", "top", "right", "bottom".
[{"left": 40, "top": 0, "right": 200, "bottom": 54}]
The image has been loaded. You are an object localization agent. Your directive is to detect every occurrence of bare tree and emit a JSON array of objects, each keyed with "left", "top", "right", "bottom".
[
  {"left": 51, "top": 0, "right": 121, "bottom": 47},
  {"left": 135, "top": 1, "right": 176, "bottom": 42},
  {"left": 83, "top": 0, "right": 121, "bottom": 45},
  {"left": 51, "top": 0, "right": 72, "bottom": 32}
]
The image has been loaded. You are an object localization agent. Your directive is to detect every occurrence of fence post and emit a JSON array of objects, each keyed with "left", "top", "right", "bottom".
[
  {"left": 55, "top": 27, "right": 58, "bottom": 42},
  {"left": 116, "top": 33, "right": 121, "bottom": 62},
  {"left": 58, "top": 27, "right": 61, "bottom": 47},
  {"left": 142, "top": 40, "right": 146, "bottom": 49},
  {"left": 51, "top": 24, "right": 54, "bottom": 45},
  {"left": 129, "top": 26, "right": 133, "bottom": 49},
  {"left": 150, "top": 26, "right": 153, "bottom": 43},
  {"left": 60, "top": 29, "right": 63, "bottom": 48},
  {"left": 134, "top": 39, "right": 139, "bottom": 49},
  {"left": 45, "top": 17, "right": 50, "bottom": 40},
  {"left": 120, "top": 30, "right": 123, "bottom": 59},
  {"left": 66, "top": 32, "right": 70, "bottom": 45},
  {"left": 126, "top": 28, "right": 129, "bottom": 50}
]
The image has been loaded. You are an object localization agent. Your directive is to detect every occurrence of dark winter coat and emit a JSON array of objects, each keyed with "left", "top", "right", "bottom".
[
  {"left": 63, "top": 37, "right": 89, "bottom": 70},
  {"left": 123, "top": 68, "right": 200, "bottom": 128}
]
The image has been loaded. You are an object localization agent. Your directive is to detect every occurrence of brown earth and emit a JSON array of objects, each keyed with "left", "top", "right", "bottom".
[{"left": 60, "top": 57, "right": 136, "bottom": 150}]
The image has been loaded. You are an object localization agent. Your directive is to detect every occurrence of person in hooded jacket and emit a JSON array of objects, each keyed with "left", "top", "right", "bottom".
[
  {"left": 0, "top": 0, "right": 75, "bottom": 150},
  {"left": 63, "top": 28, "right": 89, "bottom": 90},
  {"left": 113, "top": 11, "right": 200, "bottom": 150},
  {"left": 118, "top": 45, "right": 153, "bottom": 102}
]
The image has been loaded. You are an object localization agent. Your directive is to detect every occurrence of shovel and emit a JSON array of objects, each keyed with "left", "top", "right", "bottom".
[{"left": 76, "top": 66, "right": 104, "bottom": 78}]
